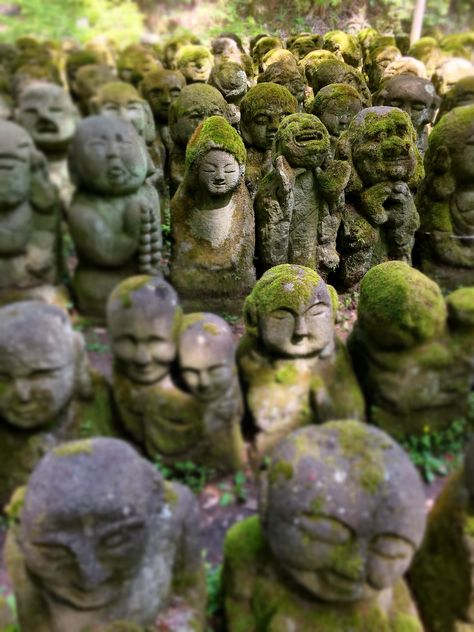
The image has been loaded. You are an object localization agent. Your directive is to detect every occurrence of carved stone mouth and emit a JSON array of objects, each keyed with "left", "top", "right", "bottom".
[
  {"left": 36, "top": 120, "right": 59, "bottom": 134},
  {"left": 295, "top": 131, "right": 322, "bottom": 145}
]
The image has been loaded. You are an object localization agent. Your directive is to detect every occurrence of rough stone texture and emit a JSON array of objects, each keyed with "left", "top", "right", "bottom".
[
  {"left": 416, "top": 104, "right": 474, "bottom": 289},
  {"left": 381, "top": 56, "right": 428, "bottom": 81},
  {"left": 67, "top": 115, "right": 162, "bottom": 318},
  {"left": 365, "top": 45, "right": 402, "bottom": 91},
  {"left": 0, "top": 301, "right": 116, "bottom": 506},
  {"left": 170, "top": 116, "right": 255, "bottom": 313},
  {"left": 144, "top": 312, "right": 246, "bottom": 470},
  {"left": 311, "top": 59, "right": 372, "bottom": 108},
  {"left": 240, "top": 83, "right": 298, "bottom": 199},
  {"left": 5, "top": 437, "right": 205, "bottom": 631},
  {"left": 0, "top": 120, "right": 63, "bottom": 306},
  {"left": 175, "top": 45, "right": 213, "bottom": 84},
  {"left": 254, "top": 113, "right": 350, "bottom": 276},
  {"left": 409, "top": 438, "right": 474, "bottom": 631},
  {"left": 374, "top": 75, "right": 440, "bottom": 155},
  {"left": 107, "top": 275, "right": 182, "bottom": 445},
  {"left": 335, "top": 106, "right": 423, "bottom": 288},
  {"left": 323, "top": 30, "right": 363, "bottom": 69},
  {"left": 238, "top": 265, "right": 364, "bottom": 458},
  {"left": 223, "top": 421, "right": 426, "bottom": 631},
  {"left": 251, "top": 36, "right": 283, "bottom": 73},
  {"left": 257, "top": 62, "right": 306, "bottom": 108},
  {"left": 348, "top": 261, "right": 474, "bottom": 438}
]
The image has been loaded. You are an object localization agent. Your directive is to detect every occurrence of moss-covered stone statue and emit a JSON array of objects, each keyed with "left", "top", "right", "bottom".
[
  {"left": 16, "top": 81, "right": 80, "bottom": 205},
  {"left": 168, "top": 83, "right": 228, "bottom": 195},
  {"left": 170, "top": 115, "right": 255, "bottom": 312},
  {"left": 175, "top": 44, "right": 213, "bottom": 84},
  {"left": 240, "top": 83, "right": 298, "bottom": 198},
  {"left": 335, "top": 106, "right": 423, "bottom": 288},
  {"left": 223, "top": 420, "right": 426, "bottom": 631},
  {"left": 71, "top": 63, "right": 117, "bottom": 116},
  {"left": 257, "top": 62, "right": 307, "bottom": 109},
  {"left": 238, "top": 265, "right": 364, "bottom": 458},
  {"left": 162, "top": 33, "right": 201, "bottom": 71},
  {"left": 117, "top": 43, "right": 162, "bottom": 87},
  {"left": 311, "top": 59, "right": 372, "bottom": 108},
  {"left": 409, "top": 436, "right": 474, "bottom": 632},
  {"left": 323, "top": 30, "right": 363, "bottom": 69},
  {"left": 311, "top": 83, "right": 364, "bottom": 155},
  {"left": 365, "top": 45, "right": 402, "bottom": 91},
  {"left": 416, "top": 105, "right": 474, "bottom": 289},
  {"left": 5, "top": 437, "right": 206, "bottom": 631},
  {"left": 254, "top": 113, "right": 350, "bottom": 276},
  {"left": 348, "top": 261, "right": 474, "bottom": 438},
  {"left": 435, "top": 76, "right": 474, "bottom": 124},
  {"left": 0, "top": 301, "right": 116, "bottom": 506},
  {"left": 251, "top": 35, "right": 283, "bottom": 73},
  {"left": 145, "top": 312, "right": 246, "bottom": 470},
  {"left": 374, "top": 75, "right": 440, "bottom": 155},
  {"left": 67, "top": 115, "right": 162, "bottom": 317},
  {"left": 289, "top": 34, "right": 322, "bottom": 62},
  {"left": 0, "top": 120, "right": 64, "bottom": 306}
]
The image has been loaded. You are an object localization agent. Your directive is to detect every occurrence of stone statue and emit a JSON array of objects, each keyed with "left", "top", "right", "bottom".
[
  {"left": 311, "top": 83, "right": 364, "bottom": 154},
  {"left": 311, "top": 59, "right": 372, "bottom": 108},
  {"left": 251, "top": 36, "right": 283, "bottom": 73},
  {"left": 71, "top": 64, "right": 117, "bottom": 116},
  {"left": 170, "top": 115, "right": 255, "bottom": 312},
  {"left": 409, "top": 436, "right": 474, "bottom": 632},
  {"left": 208, "top": 61, "right": 248, "bottom": 127},
  {"left": 374, "top": 75, "right": 440, "bottom": 154},
  {"left": 432, "top": 57, "right": 474, "bottom": 96},
  {"left": 323, "top": 30, "right": 363, "bottom": 69},
  {"left": 254, "top": 113, "right": 350, "bottom": 276},
  {"left": 223, "top": 421, "right": 426, "bottom": 631},
  {"left": 175, "top": 45, "right": 213, "bottom": 84},
  {"left": 365, "top": 45, "right": 402, "bottom": 91},
  {"left": 162, "top": 34, "right": 201, "bottom": 71},
  {"left": 238, "top": 264, "right": 364, "bottom": 458},
  {"left": 335, "top": 106, "right": 423, "bottom": 288},
  {"left": 435, "top": 76, "right": 474, "bottom": 124},
  {"left": 117, "top": 43, "right": 162, "bottom": 87},
  {"left": 416, "top": 104, "right": 474, "bottom": 289},
  {"left": 107, "top": 275, "right": 182, "bottom": 445},
  {"left": 0, "top": 301, "right": 115, "bottom": 505},
  {"left": 381, "top": 56, "right": 428, "bottom": 81},
  {"left": 67, "top": 115, "right": 161, "bottom": 317},
  {"left": 257, "top": 61, "right": 307, "bottom": 109},
  {"left": 146, "top": 312, "right": 246, "bottom": 470},
  {"left": 168, "top": 83, "right": 228, "bottom": 195},
  {"left": 5, "top": 437, "right": 206, "bottom": 631},
  {"left": 289, "top": 34, "right": 322, "bottom": 61},
  {"left": 240, "top": 83, "right": 298, "bottom": 198},
  {"left": 16, "top": 81, "right": 80, "bottom": 205},
  {"left": 348, "top": 261, "right": 474, "bottom": 438},
  {"left": 0, "top": 120, "right": 63, "bottom": 306}
]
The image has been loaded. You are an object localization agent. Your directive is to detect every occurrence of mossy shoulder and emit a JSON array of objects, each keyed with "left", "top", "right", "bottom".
[
  {"left": 53, "top": 439, "right": 94, "bottom": 458},
  {"left": 224, "top": 515, "right": 267, "bottom": 568},
  {"left": 186, "top": 115, "right": 246, "bottom": 168}
]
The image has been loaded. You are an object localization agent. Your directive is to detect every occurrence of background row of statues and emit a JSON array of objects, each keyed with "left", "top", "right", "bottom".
[{"left": 0, "top": 27, "right": 473, "bottom": 319}]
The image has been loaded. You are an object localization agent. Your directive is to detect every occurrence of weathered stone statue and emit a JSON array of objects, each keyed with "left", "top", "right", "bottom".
[
  {"left": 311, "top": 59, "right": 372, "bottom": 107},
  {"left": 381, "top": 56, "right": 428, "bottom": 81},
  {"left": 223, "top": 421, "right": 426, "bottom": 631},
  {"left": 240, "top": 83, "right": 298, "bottom": 198},
  {"left": 311, "top": 83, "right": 364, "bottom": 154},
  {"left": 251, "top": 36, "right": 284, "bottom": 73},
  {"left": 159, "top": 312, "right": 246, "bottom": 470},
  {"left": 70, "top": 63, "right": 117, "bottom": 116},
  {"left": 238, "top": 264, "right": 364, "bottom": 457},
  {"left": 255, "top": 113, "right": 350, "bottom": 276},
  {"left": 335, "top": 106, "right": 423, "bottom": 288},
  {"left": 416, "top": 104, "right": 474, "bottom": 288},
  {"left": 365, "top": 45, "right": 402, "bottom": 91},
  {"left": 432, "top": 57, "right": 474, "bottom": 96},
  {"left": 208, "top": 61, "right": 248, "bottom": 127},
  {"left": 175, "top": 45, "right": 213, "bottom": 84},
  {"left": 168, "top": 83, "right": 228, "bottom": 195},
  {"left": 117, "top": 43, "right": 162, "bottom": 87},
  {"left": 170, "top": 115, "right": 255, "bottom": 312},
  {"left": 409, "top": 436, "right": 474, "bottom": 632},
  {"left": 289, "top": 34, "right": 322, "bottom": 61},
  {"left": 67, "top": 115, "right": 161, "bottom": 317},
  {"left": 374, "top": 75, "right": 440, "bottom": 154},
  {"left": 323, "top": 30, "right": 363, "bottom": 69},
  {"left": 5, "top": 437, "right": 206, "bottom": 631},
  {"left": 348, "top": 261, "right": 474, "bottom": 438},
  {"left": 16, "top": 81, "right": 80, "bottom": 205},
  {"left": 0, "top": 301, "right": 115, "bottom": 505},
  {"left": 0, "top": 120, "right": 64, "bottom": 306},
  {"left": 107, "top": 276, "right": 181, "bottom": 445},
  {"left": 435, "top": 76, "right": 474, "bottom": 123},
  {"left": 162, "top": 34, "right": 201, "bottom": 70},
  {"left": 257, "top": 61, "right": 307, "bottom": 109}
]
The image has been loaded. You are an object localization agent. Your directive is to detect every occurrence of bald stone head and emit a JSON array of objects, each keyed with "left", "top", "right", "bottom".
[
  {"left": 107, "top": 276, "right": 182, "bottom": 385},
  {"left": 0, "top": 301, "right": 90, "bottom": 428},
  {"left": 262, "top": 421, "right": 426, "bottom": 602}
]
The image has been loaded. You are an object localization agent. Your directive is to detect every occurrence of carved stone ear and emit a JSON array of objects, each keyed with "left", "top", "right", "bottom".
[
  {"left": 74, "top": 332, "right": 93, "bottom": 400},
  {"left": 143, "top": 100, "right": 156, "bottom": 144}
]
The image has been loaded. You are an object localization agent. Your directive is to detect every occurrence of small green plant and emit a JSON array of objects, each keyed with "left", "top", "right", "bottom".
[
  {"left": 154, "top": 456, "right": 215, "bottom": 494},
  {"left": 79, "top": 418, "right": 94, "bottom": 438},
  {"left": 401, "top": 418, "right": 470, "bottom": 483},
  {"left": 218, "top": 470, "right": 248, "bottom": 507},
  {"left": 221, "top": 313, "right": 240, "bottom": 325}
]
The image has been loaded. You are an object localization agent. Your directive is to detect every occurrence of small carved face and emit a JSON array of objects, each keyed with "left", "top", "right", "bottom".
[
  {"left": 316, "top": 95, "right": 362, "bottom": 137},
  {"left": 181, "top": 54, "right": 213, "bottom": 84},
  {"left": 119, "top": 52, "right": 160, "bottom": 85},
  {"left": 17, "top": 85, "right": 77, "bottom": 151},
  {"left": 74, "top": 65, "right": 116, "bottom": 102},
  {"left": 378, "top": 78, "right": 437, "bottom": 132},
  {"left": 143, "top": 72, "right": 184, "bottom": 121},
  {"left": 277, "top": 114, "right": 330, "bottom": 169},
  {"left": 97, "top": 93, "right": 148, "bottom": 139},
  {"left": 198, "top": 149, "right": 241, "bottom": 196},
  {"left": 259, "top": 286, "right": 333, "bottom": 358},
  {"left": 0, "top": 315, "right": 76, "bottom": 429},
  {"left": 246, "top": 104, "right": 294, "bottom": 151},
  {"left": 0, "top": 122, "right": 32, "bottom": 209},
  {"left": 352, "top": 110, "right": 416, "bottom": 184},
  {"left": 71, "top": 117, "right": 148, "bottom": 194},
  {"left": 110, "top": 311, "right": 176, "bottom": 385},
  {"left": 212, "top": 37, "right": 241, "bottom": 63},
  {"left": 173, "top": 101, "right": 225, "bottom": 147}
]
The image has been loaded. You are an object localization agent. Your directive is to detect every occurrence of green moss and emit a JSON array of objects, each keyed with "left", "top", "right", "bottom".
[
  {"left": 424, "top": 105, "right": 474, "bottom": 175},
  {"left": 312, "top": 83, "right": 363, "bottom": 114},
  {"left": 240, "top": 83, "right": 298, "bottom": 123},
  {"left": 109, "top": 275, "right": 153, "bottom": 310},
  {"left": 186, "top": 115, "right": 246, "bottom": 168},
  {"left": 176, "top": 44, "right": 213, "bottom": 66},
  {"left": 311, "top": 495, "right": 325, "bottom": 514},
  {"left": 329, "top": 540, "right": 364, "bottom": 578},
  {"left": 95, "top": 81, "right": 141, "bottom": 104},
  {"left": 327, "top": 285, "right": 339, "bottom": 316},
  {"left": 275, "top": 113, "right": 330, "bottom": 159},
  {"left": 336, "top": 420, "right": 386, "bottom": 493},
  {"left": 5, "top": 486, "right": 26, "bottom": 523},
  {"left": 203, "top": 321, "right": 221, "bottom": 335},
  {"left": 275, "top": 364, "right": 299, "bottom": 385},
  {"left": 171, "top": 83, "right": 227, "bottom": 121},
  {"left": 53, "top": 439, "right": 93, "bottom": 457},
  {"left": 447, "top": 287, "right": 474, "bottom": 327},
  {"left": 163, "top": 481, "right": 179, "bottom": 506},
  {"left": 269, "top": 460, "right": 294, "bottom": 483},
  {"left": 224, "top": 515, "right": 266, "bottom": 568}
]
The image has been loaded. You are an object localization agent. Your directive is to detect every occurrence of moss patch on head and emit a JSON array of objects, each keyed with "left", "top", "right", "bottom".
[
  {"left": 186, "top": 115, "right": 246, "bottom": 168},
  {"left": 358, "top": 261, "right": 447, "bottom": 350},
  {"left": 425, "top": 104, "right": 474, "bottom": 171},
  {"left": 53, "top": 439, "right": 94, "bottom": 458},
  {"left": 240, "top": 83, "right": 297, "bottom": 124},
  {"left": 312, "top": 83, "right": 363, "bottom": 113},
  {"left": 95, "top": 81, "right": 141, "bottom": 104},
  {"left": 109, "top": 275, "right": 153, "bottom": 309},
  {"left": 269, "top": 460, "right": 294, "bottom": 483},
  {"left": 176, "top": 45, "right": 212, "bottom": 66},
  {"left": 171, "top": 83, "right": 227, "bottom": 121}
]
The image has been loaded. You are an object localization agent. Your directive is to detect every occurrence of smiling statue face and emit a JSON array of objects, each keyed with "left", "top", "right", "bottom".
[
  {"left": 276, "top": 113, "right": 330, "bottom": 170},
  {"left": 21, "top": 439, "right": 159, "bottom": 610},
  {"left": 70, "top": 116, "right": 148, "bottom": 195},
  {"left": 264, "top": 422, "right": 426, "bottom": 603},
  {"left": 17, "top": 83, "right": 78, "bottom": 152},
  {"left": 0, "top": 302, "right": 77, "bottom": 429},
  {"left": 198, "top": 149, "right": 241, "bottom": 197},
  {"left": 0, "top": 121, "right": 32, "bottom": 210}
]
